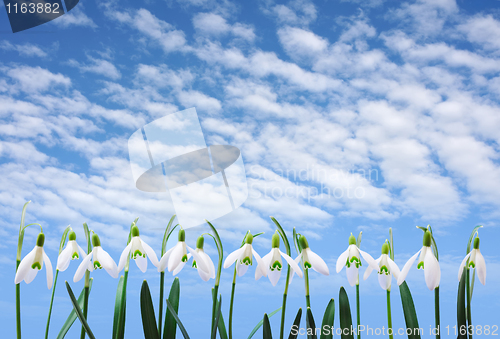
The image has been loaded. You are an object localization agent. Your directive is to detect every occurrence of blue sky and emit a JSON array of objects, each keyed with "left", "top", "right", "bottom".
[{"left": 1, "top": 0, "right": 500, "bottom": 337}]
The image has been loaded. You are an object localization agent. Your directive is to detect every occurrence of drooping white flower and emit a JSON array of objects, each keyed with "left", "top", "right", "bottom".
[
  {"left": 171, "top": 235, "right": 215, "bottom": 281},
  {"left": 15, "top": 232, "right": 53, "bottom": 289},
  {"left": 458, "top": 237, "right": 486, "bottom": 285},
  {"left": 158, "top": 228, "right": 208, "bottom": 275},
  {"left": 289, "top": 235, "right": 329, "bottom": 283},
  {"left": 397, "top": 230, "right": 440, "bottom": 290},
  {"left": 117, "top": 225, "right": 159, "bottom": 273},
  {"left": 336, "top": 234, "right": 379, "bottom": 286},
  {"left": 74, "top": 233, "right": 118, "bottom": 282},
  {"left": 223, "top": 233, "right": 267, "bottom": 278},
  {"left": 256, "top": 232, "right": 303, "bottom": 286},
  {"left": 56, "top": 230, "right": 86, "bottom": 272},
  {"left": 364, "top": 241, "right": 400, "bottom": 291}
]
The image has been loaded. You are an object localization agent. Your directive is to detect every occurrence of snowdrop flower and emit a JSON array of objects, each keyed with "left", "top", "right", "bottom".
[
  {"left": 336, "top": 234, "right": 379, "bottom": 286},
  {"left": 158, "top": 228, "right": 208, "bottom": 275},
  {"left": 74, "top": 233, "right": 118, "bottom": 282},
  {"left": 15, "top": 232, "right": 53, "bottom": 289},
  {"left": 256, "top": 232, "right": 303, "bottom": 286},
  {"left": 56, "top": 230, "right": 86, "bottom": 272},
  {"left": 458, "top": 237, "right": 486, "bottom": 285},
  {"left": 224, "top": 233, "right": 267, "bottom": 278},
  {"left": 117, "top": 225, "right": 159, "bottom": 273},
  {"left": 363, "top": 241, "right": 400, "bottom": 291},
  {"left": 290, "top": 235, "right": 329, "bottom": 283},
  {"left": 397, "top": 230, "right": 440, "bottom": 290},
  {"left": 172, "top": 235, "right": 215, "bottom": 281}
]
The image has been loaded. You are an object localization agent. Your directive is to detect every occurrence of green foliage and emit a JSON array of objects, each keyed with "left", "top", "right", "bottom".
[
  {"left": 306, "top": 308, "right": 317, "bottom": 339},
  {"left": 457, "top": 270, "right": 468, "bottom": 339},
  {"left": 164, "top": 277, "right": 180, "bottom": 339},
  {"left": 140, "top": 280, "right": 160, "bottom": 339},
  {"left": 288, "top": 308, "right": 302, "bottom": 339},
  {"left": 166, "top": 299, "right": 191, "bottom": 339},
  {"left": 263, "top": 314, "right": 273, "bottom": 339},
  {"left": 65, "top": 281, "right": 96, "bottom": 339},
  {"left": 339, "top": 287, "right": 354, "bottom": 339},
  {"left": 247, "top": 307, "right": 281, "bottom": 339},
  {"left": 399, "top": 282, "right": 421, "bottom": 339},
  {"left": 56, "top": 279, "right": 93, "bottom": 339},
  {"left": 320, "top": 299, "right": 335, "bottom": 339}
]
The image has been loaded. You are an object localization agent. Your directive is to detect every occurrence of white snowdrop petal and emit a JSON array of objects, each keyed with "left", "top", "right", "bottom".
[
  {"left": 397, "top": 250, "right": 421, "bottom": 286},
  {"left": 43, "top": 250, "right": 53, "bottom": 289}
]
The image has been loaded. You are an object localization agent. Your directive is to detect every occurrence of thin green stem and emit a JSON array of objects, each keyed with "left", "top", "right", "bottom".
[
  {"left": 158, "top": 272, "right": 164, "bottom": 337},
  {"left": 228, "top": 267, "right": 237, "bottom": 339},
  {"left": 205, "top": 220, "right": 224, "bottom": 336},
  {"left": 45, "top": 270, "right": 59, "bottom": 339},
  {"left": 356, "top": 284, "right": 361, "bottom": 339},
  {"left": 304, "top": 269, "right": 310, "bottom": 308},
  {"left": 80, "top": 272, "right": 90, "bottom": 339},
  {"left": 387, "top": 290, "right": 393, "bottom": 339},
  {"left": 434, "top": 286, "right": 440, "bottom": 339},
  {"left": 16, "top": 262, "right": 21, "bottom": 339},
  {"left": 466, "top": 269, "right": 472, "bottom": 339}
]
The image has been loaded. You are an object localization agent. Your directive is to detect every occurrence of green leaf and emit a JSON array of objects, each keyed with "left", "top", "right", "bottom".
[
  {"left": 166, "top": 299, "right": 191, "bottom": 339},
  {"left": 399, "top": 281, "right": 421, "bottom": 339},
  {"left": 56, "top": 279, "right": 93, "bottom": 339},
  {"left": 356, "top": 232, "right": 362, "bottom": 249},
  {"left": 112, "top": 275, "right": 127, "bottom": 339},
  {"left": 293, "top": 227, "right": 302, "bottom": 254},
  {"left": 140, "top": 280, "right": 160, "bottom": 339},
  {"left": 306, "top": 307, "right": 317, "bottom": 339},
  {"left": 162, "top": 216, "right": 177, "bottom": 256},
  {"left": 247, "top": 307, "right": 281, "bottom": 339},
  {"left": 320, "top": 299, "right": 335, "bottom": 339},
  {"left": 270, "top": 217, "right": 291, "bottom": 256},
  {"left": 339, "top": 287, "right": 354, "bottom": 339},
  {"left": 288, "top": 308, "right": 302, "bottom": 339},
  {"left": 211, "top": 295, "right": 222, "bottom": 339},
  {"left": 457, "top": 270, "right": 468, "bottom": 339},
  {"left": 58, "top": 226, "right": 72, "bottom": 254},
  {"left": 164, "top": 277, "right": 180, "bottom": 339},
  {"left": 263, "top": 314, "right": 273, "bottom": 339},
  {"left": 212, "top": 289, "right": 229, "bottom": 339},
  {"left": 65, "top": 281, "right": 96, "bottom": 339}
]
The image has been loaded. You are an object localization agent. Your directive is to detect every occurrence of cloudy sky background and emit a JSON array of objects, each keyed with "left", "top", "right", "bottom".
[{"left": 1, "top": 0, "right": 500, "bottom": 337}]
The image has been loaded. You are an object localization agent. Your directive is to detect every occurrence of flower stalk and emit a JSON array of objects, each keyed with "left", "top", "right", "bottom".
[
  {"left": 158, "top": 215, "right": 176, "bottom": 337},
  {"left": 80, "top": 223, "right": 92, "bottom": 339}
]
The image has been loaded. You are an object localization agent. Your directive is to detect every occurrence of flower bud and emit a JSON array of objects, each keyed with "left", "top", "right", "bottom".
[
  {"left": 245, "top": 233, "right": 253, "bottom": 244},
  {"left": 131, "top": 225, "right": 140, "bottom": 237},
  {"left": 92, "top": 233, "right": 101, "bottom": 247},
  {"left": 299, "top": 235, "right": 309, "bottom": 249},
  {"left": 178, "top": 228, "right": 185, "bottom": 242},
  {"left": 473, "top": 237, "right": 480, "bottom": 250},
  {"left": 348, "top": 233, "right": 356, "bottom": 245},
  {"left": 381, "top": 242, "right": 389, "bottom": 255},
  {"left": 423, "top": 230, "right": 432, "bottom": 247},
  {"left": 69, "top": 230, "right": 76, "bottom": 241},
  {"left": 272, "top": 232, "right": 280, "bottom": 248},
  {"left": 196, "top": 235, "right": 204, "bottom": 249},
  {"left": 36, "top": 232, "right": 45, "bottom": 247}
]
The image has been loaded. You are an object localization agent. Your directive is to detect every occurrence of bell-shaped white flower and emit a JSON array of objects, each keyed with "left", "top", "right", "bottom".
[
  {"left": 256, "top": 232, "right": 303, "bottom": 286},
  {"left": 289, "top": 235, "right": 329, "bottom": 284},
  {"left": 397, "top": 230, "right": 440, "bottom": 290},
  {"left": 74, "top": 233, "right": 118, "bottom": 282},
  {"left": 223, "top": 233, "right": 267, "bottom": 278},
  {"left": 15, "top": 232, "right": 53, "bottom": 289},
  {"left": 364, "top": 241, "right": 400, "bottom": 291},
  {"left": 56, "top": 230, "right": 86, "bottom": 272},
  {"left": 158, "top": 228, "right": 208, "bottom": 275},
  {"left": 458, "top": 237, "right": 486, "bottom": 285},
  {"left": 336, "top": 234, "right": 379, "bottom": 286},
  {"left": 117, "top": 225, "right": 159, "bottom": 273},
  {"left": 171, "top": 235, "right": 215, "bottom": 281}
]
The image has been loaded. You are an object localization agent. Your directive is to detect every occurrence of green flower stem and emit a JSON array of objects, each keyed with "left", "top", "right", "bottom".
[
  {"left": 80, "top": 271, "right": 90, "bottom": 339},
  {"left": 45, "top": 270, "right": 59, "bottom": 339},
  {"left": 158, "top": 216, "right": 177, "bottom": 337},
  {"left": 228, "top": 267, "right": 237, "bottom": 339},
  {"left": 466, "top": 270, "right": 472, "bottom": 339},
  {"left": 205, "top": 220, "right": 224, "bottom": 336},
  {"left": 304, "top": 268, "right": 311, "bottom": 308},
  {"left": 356, "top": 284, "right": 361, "bottom": 339},
  {"left": 16, "top": 265, "right": 21, "bottom": 339},
  {"left": 158, "top": 271, "right": 165, "bottom": 336},
  {"left": 434, "top": 287, "right": 440, "bottom": 339},
  {"left": 387, "top": 290, "right": 393, "bottom": 339}
]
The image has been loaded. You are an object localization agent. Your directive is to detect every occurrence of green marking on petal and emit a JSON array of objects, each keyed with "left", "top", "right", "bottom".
[
  {"left": 380, "top": 265, "right": 389, "bottom": 274},
  {"left": 304, "top": 261, "right": 312, "bottom": 269},
  {"left": 182, "top": 254, "right": 188, "bottom": 262},
  {"left": 271, "top": 261, "right": 282, "bottom": 271},
  {"left": 72, "top": 252, "right": 79, "bottom": 259},
  {"left": 31, "top": 262, "right": 41, "bottom": 270},
  {"left": 468, "top": 261, "right": 475, "bottom": 269},
  {"left": 94, "top": 261, "right": 102, "bottom": 269},
  {"left": 133, "top": 250, "right": 143, "bottom": 259},
  {"left": 417, "top": 261, "right": 424, "bottom": 269},
  {"left": 192, "top": 260, "right": 197, "bottom": 268},
  {"left": 242, "top": 257, "right": 251, "bottom": 265}
]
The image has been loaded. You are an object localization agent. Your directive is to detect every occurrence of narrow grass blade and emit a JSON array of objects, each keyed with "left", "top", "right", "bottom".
[
  {"left": 288, "top": 308, "right": 302, "bottom": 339},
  {"left": 65, "top": 281, "right": 96, "bottom": 339},
  {"left": 306, "top": 307, "right": 317, "bottom": 339},
  {"left": 140, "top": 280, "right": 160, "bottom": 339},
  {"left": 212, "top": 289, "right": 229, "bottom": 339},
  {"left": 112, "top": 275, "right": 127, "bottom": 339},
  {"left": 320, "top": 299, "right": 335, "bottom": 339},
  {"left": 247, "top": 307, "right": 281, "bottom": 339},
  {"left": 339, "top": 287, "right": 354, "bottom": 339},
  {"left": 164, "top": 277, "right": 180, "bottom": 339},
  {"left": 399, "top": 282, "right": 421, "bottom": 339},
  {"left": 166, "top": 299, "right": 190, "bottom": 339},
  {"left": 457, "top": 270, "right": 468, "bottom": 339},
  {"left": 56, "top": 279, "right": 93, "bottom": 339},
  {"left": 211, "top": 295, "right": 222, "bottom": 339},
  {"left": 263, "top": 314, "right": 273, "bottom": 339}
]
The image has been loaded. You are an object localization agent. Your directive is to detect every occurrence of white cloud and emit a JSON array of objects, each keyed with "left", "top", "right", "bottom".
[
  {"left": 52, "top": 6, "right": 97, "bottom": 28},
  {"left": 5, "top": 66, "right": 71, "bottom": 93},
  {"left": 458, "top": 15, "right": 500, "bottom": 52},
  {"left": 68, "top": 56, "right": 121, "bottom": 80},
  {"left": 0, "top": 41, "right": 48, "bottom": 58},
  {"left": 193, "top": 13, "right": 256, "bottom": 41}
]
